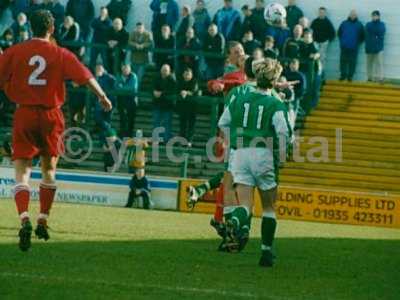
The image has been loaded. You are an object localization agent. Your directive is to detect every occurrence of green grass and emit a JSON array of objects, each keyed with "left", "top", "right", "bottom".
[{"left": 0, "top": 200, "right": 399, "bottom": 300}]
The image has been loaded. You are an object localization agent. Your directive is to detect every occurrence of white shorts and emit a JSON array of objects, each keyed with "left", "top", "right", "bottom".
[{"left": 230, "top": 148, "right": 277, "bottom": 191}]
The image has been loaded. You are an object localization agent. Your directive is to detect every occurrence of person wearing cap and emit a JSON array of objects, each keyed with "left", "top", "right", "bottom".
[{"left": 365, "top": 10, "right": 386, "bottom": 83}]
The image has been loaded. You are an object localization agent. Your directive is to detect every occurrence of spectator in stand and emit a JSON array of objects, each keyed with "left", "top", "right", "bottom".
[
  {"left": 41, "top": 0, "right": 65, "bottom": 38},
  {"left": 203, "top": 23, "right": 225, "bottom": 80},
  {"left": 90, "top": 6, "right": 112, "bottom": 71},
  {"left": 126, "top": 168, "right": 152, "bottom": 209},
  {"left": 102, "top": 126, "right": 122, "bottom": 173},
  {"left": 11, "top": 12, "right": 30, "bottom": 43},
  {"left": 129, "top": 22, "right": 153, "bottom": 85},
  {"left": 241, "top": 5, "right": 252, "bottom": 38},
  {"left": 242, "top": 30, "right": 261, "bottom": 56},
  {"left": 66, "top": 0, "right": 95, "bottom": 42},
  {"left": 177, "top": 67, "right": 199, "bottom": 144},
  {"left": 265, "top": 18, "right": 291, "bottom": 52},
  {"left": 176, "top": 5, "right": 194, "bottom": 46},
  {"left": 338, "top": 10, "right": 365, "bottom": 81},
  {"left": 283, "top": 24, "right": 304, "bottom": 60},
  {"left": 283, "top": 58, "right": 306, "bottom": 121},
  {"left": 17, "top": 28, "right": 29, "bottom": 43},
  {"left": 107, "top": 18, "right": 129, "bottom": 74},
  {"left": 286, "top": 0, "right": 304, "bottom": 31},
  {"left": 263, "top": 35, "right": 279, "bottom": 59},
  {"left": 153, "top": 64, "right": 177, "bottom": 143},
  {"left": 94, "top": 62, "right": 116, "bottom": 132},
  {"left": 178, "top": 27, "right": 201, "bottom": 77},
  {"left": 150, "top": 0, "right": 179, "bottom": 41},
  {"left": 106, "top": 0, "right": 132, "bottom": 27},
  {"left": 0, "top": 28, "right": 14, "bottom": 51},
  {"left": 67, "top": 81, "right": 87, "bottom": 127},
  {"left": 192, "top": 0, "right": 211, "bottom": 43},
  {"left": 28, "top": 0, "right": 42, "bottom": 19},
  {"left": 0, "top": 1, "right": 11, "bottom": 19},
  {"left": 365, "top": 10, "right": 386, "bottom": 83},
  {"left": 300, "top": 29, "right": 321, "bottom": 112},
  {"left": 213, "top": 0, "right": 242, "bottom": 42},
  {"left": 299, "top": 17, "right": 310, "bottom": 31},
  {"left": 253, "top": 47, "right": 264, "bottom": 60},
  {"left": 311, "top": 7, "right": 335, "bottom": 75},
  {"left": 10, "top": 0, "right": 30, "bottom": 20},
  {"left": 116, "top": 64, "right": 138, "bottom": 137},
  {"left": 154, "top": 24, "right": 175, "bottom": 70},
  {"left": 59, "top": 15, "right": 81, "bottom": 57},
  {"left": 251, "top": 0, "right": 266, "bottom": 43}
]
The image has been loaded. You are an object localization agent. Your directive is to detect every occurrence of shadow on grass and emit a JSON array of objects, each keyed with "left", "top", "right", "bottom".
[{"left": 0, "top": 237, "right": 399, "bottom": 300}]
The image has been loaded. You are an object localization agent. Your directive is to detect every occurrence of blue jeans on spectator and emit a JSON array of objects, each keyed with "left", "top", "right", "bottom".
[
  {"left": 132, "top": 63, "right": 147, "bottom": 86},
  {"left": 153, "top": 109, "right": 172, "bottom": 143}
]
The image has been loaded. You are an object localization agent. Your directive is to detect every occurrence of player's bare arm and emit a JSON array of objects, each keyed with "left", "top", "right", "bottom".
[{"left": 86, "top": 78, "right": 113, "bottom": 111}]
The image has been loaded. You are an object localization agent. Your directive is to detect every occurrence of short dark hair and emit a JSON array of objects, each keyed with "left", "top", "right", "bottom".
[
  {"left": 241, "top": 5, "right": 249, "bottom": 10},
  {"left": 30, "top": 10, "right": 54, "bottom": 38},
  {"left": 319, "top": 7, "right": 326, "bottom": 11},
  {"left": 136, "top": 22, "right": 143, "bottom": 26},
  {"left": 290, "top": 58, "right": 299, "bottom": 65}
]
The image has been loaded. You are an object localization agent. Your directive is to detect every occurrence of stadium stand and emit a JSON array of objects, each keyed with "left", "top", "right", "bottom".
[{"left": 281, "top": 80, "right": 400, "bottom": 195}]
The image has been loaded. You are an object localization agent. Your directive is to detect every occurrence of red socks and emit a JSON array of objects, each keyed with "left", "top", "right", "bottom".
[
  {"left": 214, "top": 185, "right": 224, "bottom": 223},
  {"left": 39, "top": 183, "right": 57, "bottom": 217},
  {"left": 14, "top": 184, "right": 30, "bottom": 221}
]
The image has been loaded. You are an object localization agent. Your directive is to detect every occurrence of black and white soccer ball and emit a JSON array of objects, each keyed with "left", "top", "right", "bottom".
[{"left": 264, "top": 3, "right": 287, "bottom": 24}]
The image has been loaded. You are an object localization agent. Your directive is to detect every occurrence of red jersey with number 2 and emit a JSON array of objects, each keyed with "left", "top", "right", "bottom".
[{"left": 0, "top": 38, "right": 93, "bottom": 107}]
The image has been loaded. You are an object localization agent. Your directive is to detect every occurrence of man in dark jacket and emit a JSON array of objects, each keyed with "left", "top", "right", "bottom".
[
  {"left": 213, "top": 0, "right": 242, "bottom": 42},
  {"left": 338, "top": 10, "right": 365, "bottom": 81},
  {"left": 107, "top": 17, "right": 129, "bottom": 74},
  {"left": 251, "top": 0, "right": 266, "bottom": 43},
  {"left": 311, "top": 7, "right": 335, "bottom": 71},
  {"left": 203, "top": 23, "right": 225, "bottom": 80},
  {"left": 150, "top": 0, "right": 179, "bottom": 41},
  {"left": 176, "top": 5, "right": 194, "bottom": 46},
  {"left": 90, "top": 6, "right": 112, "bottom": 71},
  {"left": 66, "top": 0, "right": 95, "bottom": 42},
  {"left": 153, "top": 64, "right": 177, "bottom": 142},
  {"left": 106, "top": 0, "right": 132, "bottom": 27},
  {"left": 192, "top": 0, "right": 211, "bottom": 43},
  {"left": 365, "top": 10, "right": 386, "bottom": 83},
  {"left": 154, "top": 24, "right": 176, "bottom": 70},
  {"left": 286, "top": 0, "right": 304, "bottom": 31},
  {"left": 116, "top": 64, "right": 138, "bottom": 137}
]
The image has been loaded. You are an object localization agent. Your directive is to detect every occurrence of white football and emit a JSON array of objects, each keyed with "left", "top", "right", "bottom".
[{"left": 264, "top": 3, "right": 287, "bottom": 24}]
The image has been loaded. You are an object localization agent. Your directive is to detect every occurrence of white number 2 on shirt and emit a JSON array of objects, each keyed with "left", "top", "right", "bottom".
[
  {"left": 28, "top": 55, "right": 47, "bottom": 86},
  {"left": 242, "top": 103, "right": 264, "bottom": 129}
]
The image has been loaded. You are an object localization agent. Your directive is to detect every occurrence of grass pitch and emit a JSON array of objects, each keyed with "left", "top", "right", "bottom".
[{"left": 0, "top": 200, "right": 399, "bottom": 300}]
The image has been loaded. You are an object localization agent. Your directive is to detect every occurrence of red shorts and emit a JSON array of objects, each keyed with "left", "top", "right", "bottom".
[{"left": 12, "top": 106, "right": 65, "bottom": 160}]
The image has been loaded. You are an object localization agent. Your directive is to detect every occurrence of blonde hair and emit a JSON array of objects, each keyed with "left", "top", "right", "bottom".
[{"left": 254, "top": 58, "right": 283, "bottom": 89}]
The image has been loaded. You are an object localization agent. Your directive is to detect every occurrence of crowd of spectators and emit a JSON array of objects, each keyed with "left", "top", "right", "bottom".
[{"left": 0, "top": 0, "right": 388, "bottom": 152}]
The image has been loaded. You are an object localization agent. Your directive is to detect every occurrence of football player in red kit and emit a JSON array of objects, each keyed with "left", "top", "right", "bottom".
[{"left": 0, "top": 10, "right": 113, "bottom": 251}]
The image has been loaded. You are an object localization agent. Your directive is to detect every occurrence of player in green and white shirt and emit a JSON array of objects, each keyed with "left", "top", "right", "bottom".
[{"left": 218, "top": 59, "right": 292, "bottom": 267}]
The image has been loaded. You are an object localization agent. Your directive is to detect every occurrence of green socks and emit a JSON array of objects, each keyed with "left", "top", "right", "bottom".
[
  {"left": 209, "top": 172, "right": 224, "bottom": 190},
  {"left": 230, "top": 206, "right": 250, "bottom": 230},
  {"left": 261, "top": 211, "right": 277, "bottom": 251}
]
